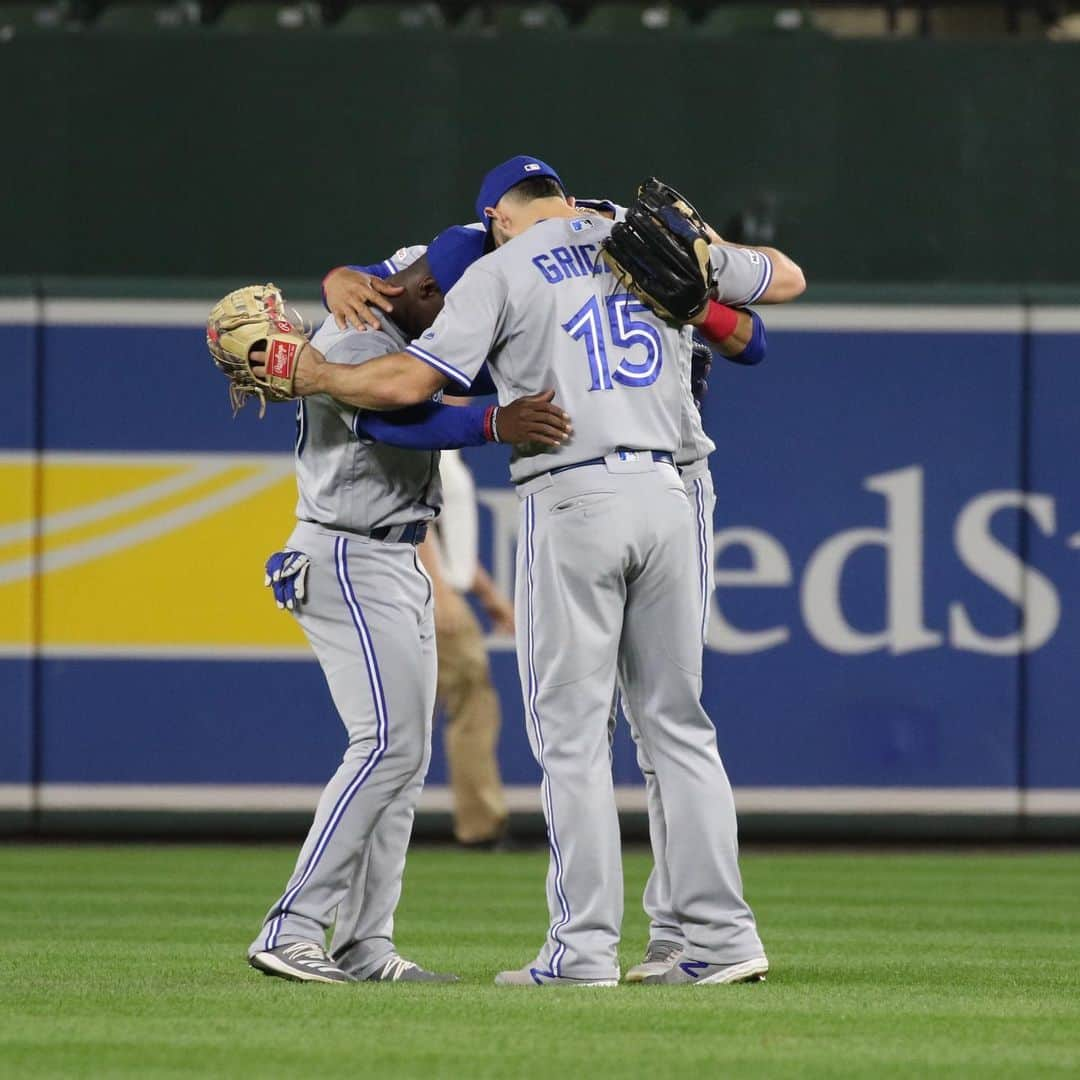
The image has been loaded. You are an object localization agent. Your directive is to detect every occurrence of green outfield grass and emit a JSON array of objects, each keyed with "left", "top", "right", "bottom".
[{"left": 2, "top": 845, "right": 1078, "bottom": 1078}]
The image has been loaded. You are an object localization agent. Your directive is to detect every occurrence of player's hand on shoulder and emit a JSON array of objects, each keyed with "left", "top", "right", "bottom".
[
  {"left": 324, "top": 268, "right": 404, "bottom": 331},
  {"left": 496, "top": 389, "right": 573, "bottom": 449},
  {"left": 264, "top": 550, "right": 311, "bottom": 611}
]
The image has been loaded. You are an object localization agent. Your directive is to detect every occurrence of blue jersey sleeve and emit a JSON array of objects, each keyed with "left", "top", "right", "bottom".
[
  {"left": 352, "top": 401, "right": 491, "bottom": 450},
  {"left": 727, "top": 310, "right": 767, "bottom": 366},
  {"left": 455, "top": 364, "right": 497, "bottom": 397}
]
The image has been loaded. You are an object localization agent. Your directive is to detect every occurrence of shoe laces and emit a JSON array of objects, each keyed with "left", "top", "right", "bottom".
[
  {"left": 282, "top": 941, "right": 336, "bottom": 967},
  {"left": 645, "top": 940, "right": 683, "bottom": 963},
  {"left": 380, "top": 955, "right": 419, "bottom": 981}
]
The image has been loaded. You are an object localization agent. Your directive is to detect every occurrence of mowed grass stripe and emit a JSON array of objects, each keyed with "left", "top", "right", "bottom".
[{"left": 1, "top": 846, "right": 1077, "bottom": 1077}]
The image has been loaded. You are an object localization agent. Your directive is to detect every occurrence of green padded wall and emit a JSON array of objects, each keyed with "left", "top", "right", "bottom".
[{"left": 2, "top": 34, "right": 1077, "bottom": 284}]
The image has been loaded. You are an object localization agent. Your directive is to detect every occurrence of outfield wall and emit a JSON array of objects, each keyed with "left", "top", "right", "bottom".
[{"left": 2, "top": 284, "right": 1079, "bottom": 837}]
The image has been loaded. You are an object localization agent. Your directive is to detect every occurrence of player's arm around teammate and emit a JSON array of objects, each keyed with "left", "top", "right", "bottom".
[{"left": 247, "top": 229, "right": 567, "bottom": 986}]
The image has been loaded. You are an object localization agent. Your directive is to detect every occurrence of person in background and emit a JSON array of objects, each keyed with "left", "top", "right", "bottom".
[{"left": 418, "top": 447, "right": 512, "bottom": 849}]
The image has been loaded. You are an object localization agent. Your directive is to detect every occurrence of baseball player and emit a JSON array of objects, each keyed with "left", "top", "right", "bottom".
[
  {"left": 244, "top": 225, "right": 571, "bottom": 984},
  {"left": 569, "top": 200, "right": 775, "bottom": 982},
  {"left": 322, "top": 194, "right": 786, "bottom": 980},
  {"left": 322, "top": 250, "right": 512, "bottom": 848},
  {"left": 257, "top": 155, "right": 804, "bottom": 986}
]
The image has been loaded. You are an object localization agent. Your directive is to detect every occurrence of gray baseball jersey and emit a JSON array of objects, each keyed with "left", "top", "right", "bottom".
[
  {"left": 371, "top": 217, "right": 768, "bottom": 471},
  {"left": 574, "top": 202, "right": 771, "bottom": 466},
  {"left": 406, "top": 215, "right": 689, "bottom": 482},
  {"left": 675, "top": 239, "right": 772, "bottom": 465},
  {"left": 576, "top": 200, "right": 716, "bottom": 469},
  {"left": 297, "top": 314, "right": 440, "bottom": 533},
  {"left": 674, "top": 325, "right": 714, "bottom": 467},
  {"left": 677, "top": 243, "right": 773, "bottom": 465}
]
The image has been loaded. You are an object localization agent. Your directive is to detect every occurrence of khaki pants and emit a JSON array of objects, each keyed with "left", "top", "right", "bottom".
[{"left": 437, "top": 602, "right": 508, "bottom": 843}]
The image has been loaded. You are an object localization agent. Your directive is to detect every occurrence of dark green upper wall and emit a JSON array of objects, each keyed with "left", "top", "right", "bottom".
[{"left": 4, "top": 33, "right": 1078, "bottom": 284}]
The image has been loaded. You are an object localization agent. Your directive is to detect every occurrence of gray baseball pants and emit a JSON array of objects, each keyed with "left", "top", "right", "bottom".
[
  {"left": 620, "top": 457, "right": 719, "bottom": 947},
  {"left": 515, "top": 453, "right": 762, "bottom": 981},
  {"left": 248, "top": 520, "right": 436, "bottom": 979}
]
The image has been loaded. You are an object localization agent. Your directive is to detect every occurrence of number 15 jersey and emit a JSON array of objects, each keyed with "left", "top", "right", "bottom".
[{"left": 404, "top": 215, "right": 686, "bottom": 483}]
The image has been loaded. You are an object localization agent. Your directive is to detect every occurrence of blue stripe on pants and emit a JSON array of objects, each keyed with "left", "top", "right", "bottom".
[
  {"left": 523, "top": 495, "right": 572, "bottom": 975},
  {"left": 693, "top": 478, "right": 709, "bottom": 645},
  {"left": 265, "top": 536, "right": 389, "bottom": 950}
]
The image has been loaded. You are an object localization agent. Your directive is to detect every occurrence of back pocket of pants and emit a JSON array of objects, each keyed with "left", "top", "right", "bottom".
[{"left": 549, "top": 490, "right": 616, "bottom": 516}]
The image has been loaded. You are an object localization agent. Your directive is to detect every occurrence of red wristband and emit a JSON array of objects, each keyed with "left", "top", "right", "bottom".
[
  {"left": 698, "top": 300, "right": 740, "bottom": 344},
  {"left": 483, "top": 404, "right": 499, "bottom": 443}
]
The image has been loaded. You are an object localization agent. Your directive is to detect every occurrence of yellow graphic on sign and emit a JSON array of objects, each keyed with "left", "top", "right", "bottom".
[
  {"left": 0, "top": 455, "right": 308, "bottom": 651},
  {"left": 0, "top": 460, "right": 35, "bottom": 651}
]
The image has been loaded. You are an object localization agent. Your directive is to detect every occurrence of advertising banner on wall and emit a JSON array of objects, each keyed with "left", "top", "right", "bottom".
[{"left": 2, "top": 297, "right": 1077, "bottom": 826}]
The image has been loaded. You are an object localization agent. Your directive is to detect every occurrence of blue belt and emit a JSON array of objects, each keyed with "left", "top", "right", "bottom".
[
  {"left": 370, "top": 521, "right": 428, "bottom": 544},
  {"left": 544, "top": 449, "right": 675, "bottom": 479},
  {"left": 300, "top": 520, "right": 429, "bottom": 544}
]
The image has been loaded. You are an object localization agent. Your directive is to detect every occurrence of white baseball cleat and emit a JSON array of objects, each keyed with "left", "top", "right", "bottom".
[
  {"left": 249, "top": 942, "right": 354, "bottom": 984},
  {"left": 624, "top": 939, "right": 684, "bottom": 983},
  {"left": 642, "top": 955, "right": 769, "bottom": 985},
  {"left": 494, "top": 966, "right": 618, "bottom": 988}
]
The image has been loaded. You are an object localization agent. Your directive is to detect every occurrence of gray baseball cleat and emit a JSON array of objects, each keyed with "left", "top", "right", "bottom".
[
  {"left": 494, "top": 966, "right": 618, "bottom": 988},
  {"left": 643, "top": 955, "right": 769, "bottom": 985},
  {"left": 249, "top": 942, "right": 354, "bottom": 984},
  {"left": 366, "top": 955, "right": 460, "bottom": 983},
  {"left": 624, "top": 939, "right": 685, "bottom": 983}
]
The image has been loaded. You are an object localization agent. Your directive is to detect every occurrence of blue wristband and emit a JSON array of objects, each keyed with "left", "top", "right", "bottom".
[{"left": 728, "top": 310, "right": 767, "bottom": 366}]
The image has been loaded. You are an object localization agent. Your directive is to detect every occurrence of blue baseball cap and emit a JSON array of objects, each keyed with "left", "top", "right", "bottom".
[
  {"left": 474, "top": 155, "right": 565, "bottom": 231},
  {"left": 426, "top": 225, "right": 486, "bottom": 293}
]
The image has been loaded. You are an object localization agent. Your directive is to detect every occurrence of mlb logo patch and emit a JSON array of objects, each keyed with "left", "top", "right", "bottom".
[
  {"left": 267, "top": 339, "right": 298, "bottom": 378},
  {"left": 524, "top": 162, "right": 541, "bottom": 172},
  {"left": 570, "top": 218, "right": 592, "bottom": 232}
]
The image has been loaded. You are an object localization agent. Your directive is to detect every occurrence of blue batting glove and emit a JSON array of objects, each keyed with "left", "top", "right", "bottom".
[{"left": 264, "top": 550, "right": 310, "bottom": 611}]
